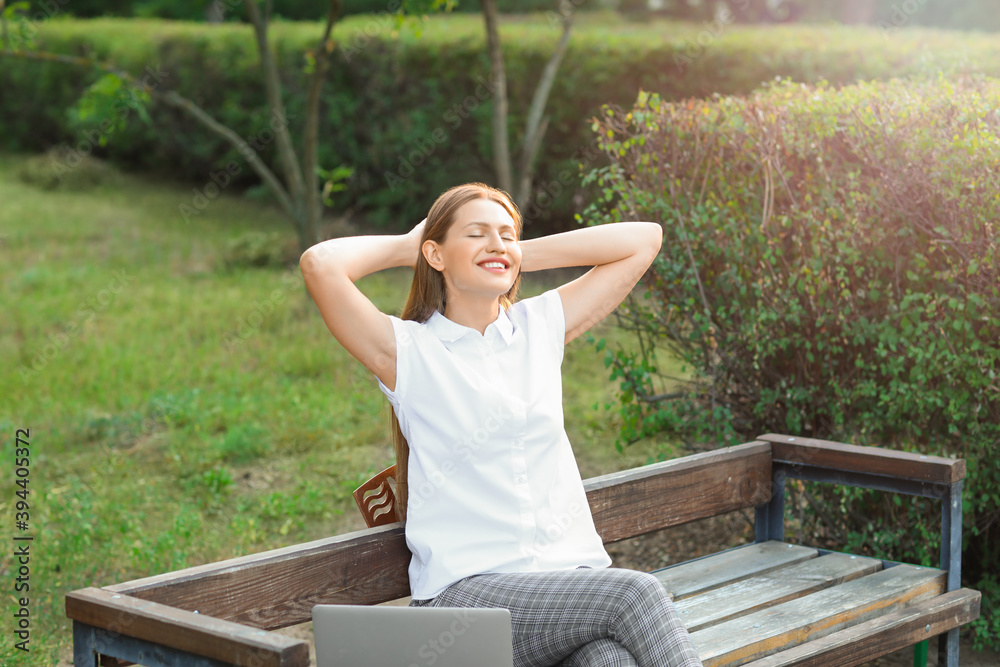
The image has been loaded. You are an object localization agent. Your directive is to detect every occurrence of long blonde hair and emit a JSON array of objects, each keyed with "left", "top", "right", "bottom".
[{"left": 391, "top": 183, "right": 523, "bottom": 521}]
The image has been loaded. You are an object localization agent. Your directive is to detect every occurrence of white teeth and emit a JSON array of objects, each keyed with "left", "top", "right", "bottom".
[{"left": 481, "top": 262, "right": 506, "bottom": 270}]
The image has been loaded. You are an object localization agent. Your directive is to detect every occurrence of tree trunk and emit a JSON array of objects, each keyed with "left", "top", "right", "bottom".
[
  {"left": 244, "top": 0, "right": 307, "bottom": 223},
  {"left": 301, "top": 0, "right": 342, "bottom": 249},
  {"left": 481, "top": 0, "right": 513, "bottom": 195},
  {"left": 514, "top": 0, "right": 575, "bottom": 211}
]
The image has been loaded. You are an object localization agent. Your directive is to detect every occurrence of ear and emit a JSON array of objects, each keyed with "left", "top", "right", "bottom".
[{"left": 423, "top": 239, "right": 445, "bottom": 272}]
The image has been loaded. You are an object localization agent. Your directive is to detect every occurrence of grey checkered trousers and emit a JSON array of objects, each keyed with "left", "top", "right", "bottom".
[{"left": 410, "top": 567, "right": 702, "bottom": 667}]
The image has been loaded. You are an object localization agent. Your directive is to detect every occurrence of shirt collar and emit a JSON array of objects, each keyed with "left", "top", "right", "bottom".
[{"left": 426, "top": 306, "right": 514, "bottom": 345}]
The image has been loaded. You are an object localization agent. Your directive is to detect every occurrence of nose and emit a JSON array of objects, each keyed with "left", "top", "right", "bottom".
[{"left": 485, "top": 229, "right": 505, "bottom": 253}]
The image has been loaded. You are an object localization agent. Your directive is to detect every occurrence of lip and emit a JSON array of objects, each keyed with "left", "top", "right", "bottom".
[{"left": 477, "top": 258, "right": 510, "bottom": 273}]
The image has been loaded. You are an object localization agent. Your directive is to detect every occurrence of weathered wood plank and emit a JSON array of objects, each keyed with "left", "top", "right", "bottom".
[
  {"left": 691, "top": 565, "right": 946, "bottom": 667},
  {"left": 675, "top": 553, "right": 882, "bottom": 632},
  {"left": 104, "top": 524, "right": 412, "bottom": 629},
  {"left": 97, "top": 444, "right": 769, "bottom": 628},
  {"left": 739, "top": 588, "right": 981, "bottom": 667},
  {"left": 653, "top": 542, "right": 818, "bottom": 601},
  {"left": 586, "top": 442, "right": 772, "bottom": 543},
  {"left": 759, "top": 434, "right": 965, "bottom": 484},
  {"left": 65, "top": 588, "right": 309, "bottom": 667}
]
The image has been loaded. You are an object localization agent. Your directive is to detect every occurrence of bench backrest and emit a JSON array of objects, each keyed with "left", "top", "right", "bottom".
[{"left": 102, "top": 441, "right": 772, "bottom": 630}]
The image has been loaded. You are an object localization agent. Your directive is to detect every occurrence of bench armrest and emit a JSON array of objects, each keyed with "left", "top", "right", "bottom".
[
  {"left": 758, "top": 434, "right": 966, "bottom": 484},
  {"left": 66, "top": 587, "right": 309, "bottom": 667},
  {"left": 754, "top": 434, "right": 967, "bottom": 596}
]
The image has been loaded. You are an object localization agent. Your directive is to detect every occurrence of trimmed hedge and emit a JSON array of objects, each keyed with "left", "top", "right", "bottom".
[
  {"left": 584, "top": 74, "right": 1000, "bottom": 649},
  {"left": 30, "top": 0, "right": 606, "bottom": 20},
  {"left": 3, "top": 14, "right": 1000, "bottom": 232}
]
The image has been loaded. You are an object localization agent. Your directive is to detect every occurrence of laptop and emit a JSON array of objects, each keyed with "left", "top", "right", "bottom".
[{"left": 312, "top": 604, "right": 514, "bottom": 667}]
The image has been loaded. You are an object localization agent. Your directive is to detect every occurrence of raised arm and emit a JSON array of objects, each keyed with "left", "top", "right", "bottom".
[
  {"left": 519, "top": 222, "right": 662, "bottom": 344},
  {"left": 299, "top": 222, "right": 424, "bottom": 392}
]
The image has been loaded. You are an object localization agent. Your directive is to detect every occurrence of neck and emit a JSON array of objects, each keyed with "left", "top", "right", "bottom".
[{"left": 443, "top": 292, "right": 501, "bottom": 335}]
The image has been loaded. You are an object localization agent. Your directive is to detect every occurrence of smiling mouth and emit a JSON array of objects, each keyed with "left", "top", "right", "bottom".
[{"left": 478, "top": 260, "right": 509, "bottom": 273}]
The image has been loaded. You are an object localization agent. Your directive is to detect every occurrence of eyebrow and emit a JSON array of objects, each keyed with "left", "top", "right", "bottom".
[{"left": 463, "top": 221, "right": 517, "bottom": 232}]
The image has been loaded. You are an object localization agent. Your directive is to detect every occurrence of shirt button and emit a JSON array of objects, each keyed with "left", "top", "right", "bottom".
[
  {"left": 516, "top": 475, "right": 527, "bottom": 484},
  {"left": 513, "top": 438, "right": 524, "bottom": 448}
]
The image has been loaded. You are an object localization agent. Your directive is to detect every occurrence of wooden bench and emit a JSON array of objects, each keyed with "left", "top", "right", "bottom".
[{"left": 66, "top": 434, "right": 981, "bottom": 667}]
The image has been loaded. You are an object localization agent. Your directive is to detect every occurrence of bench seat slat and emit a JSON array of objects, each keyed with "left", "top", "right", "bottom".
[
  {"left": 739, "top": 588, "right": 982, "bottom": 667},
  {"left": 690, "top": 564, "right": 946, "bottom": 667},
  {"left": 675, "top": 552, "right": 882, "bottom": 632},
  {"left": 653, "top": 542, "right": 818, "bottom": 600}
]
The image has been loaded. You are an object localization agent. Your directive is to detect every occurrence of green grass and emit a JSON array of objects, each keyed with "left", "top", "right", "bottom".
[{"left": 0, "top": 151, "right": 685, "bottom": 664}]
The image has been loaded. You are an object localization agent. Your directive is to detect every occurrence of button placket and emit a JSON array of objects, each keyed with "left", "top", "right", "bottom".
[{"left": 511, "top": 426, "right": 533, "bottom": 554}]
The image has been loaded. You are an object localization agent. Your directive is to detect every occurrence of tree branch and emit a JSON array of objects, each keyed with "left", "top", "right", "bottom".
[
  {"left": 158, "top": 90, "right": 297, "bottom": 219},
  {"left": 0, "top": 49, "right": 297, "bottom": 220}
]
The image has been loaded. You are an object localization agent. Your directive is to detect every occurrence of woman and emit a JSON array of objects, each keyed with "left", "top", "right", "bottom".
[{"left": 300, "top": 183, "right": 701, "bottom": 667}]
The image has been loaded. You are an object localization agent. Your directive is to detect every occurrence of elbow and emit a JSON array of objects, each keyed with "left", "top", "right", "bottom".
[
  {"left": 299, "top": 243, "right": 332, "bottom": 276},
  {"left": 641, "top": 221, "right": 663, "bottom": 259},
  {"left": 299, "top": 248, "right": 317, "bottom": 277}
]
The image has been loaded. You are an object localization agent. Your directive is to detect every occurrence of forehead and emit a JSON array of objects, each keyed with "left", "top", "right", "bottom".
[{"left": 452, "top": 198, "right": 516, "bottom": 230}]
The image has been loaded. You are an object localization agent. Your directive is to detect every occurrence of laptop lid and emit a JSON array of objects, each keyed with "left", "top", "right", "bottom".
[{"left": 312, "top": 604, "right": 514, "bottom": 667}]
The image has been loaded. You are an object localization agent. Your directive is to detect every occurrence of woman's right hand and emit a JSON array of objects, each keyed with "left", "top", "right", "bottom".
[{"left": 405, "top": 218, "right": 427, "bottom": 268}]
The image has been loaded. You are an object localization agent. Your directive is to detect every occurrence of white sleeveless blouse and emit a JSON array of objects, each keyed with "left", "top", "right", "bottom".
[{"left": 376, "top": 289, "right": 612, "bottom": 600}]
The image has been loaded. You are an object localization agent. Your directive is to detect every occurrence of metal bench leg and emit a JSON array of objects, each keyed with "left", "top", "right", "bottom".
[
  {"left": 938, "top": 480, "right": 963, "bottom": 667},
  {"left": 74, "top": 622, "right": 99, "bottom": 667},
  {"left": 938, "top": 628, "right": 959, "bottom": 667},
  {"left": 754, "top": 469, "right": 786, "bottom": 543},
  {"left": 74, "top": 618, "right": 238, "bottom": 667}
]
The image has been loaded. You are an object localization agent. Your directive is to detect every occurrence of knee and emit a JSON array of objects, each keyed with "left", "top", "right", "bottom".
[{"left": 615, "top": 570, "right": 672, "bottom": 612}]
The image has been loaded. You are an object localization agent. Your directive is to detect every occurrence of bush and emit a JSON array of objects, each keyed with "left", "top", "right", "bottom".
[
  {"left": 584, "top": 74, "right": 1000, "bottom": 649},
  {"left": 37, "top": 0, "right": 605, "bottom": 20}
]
